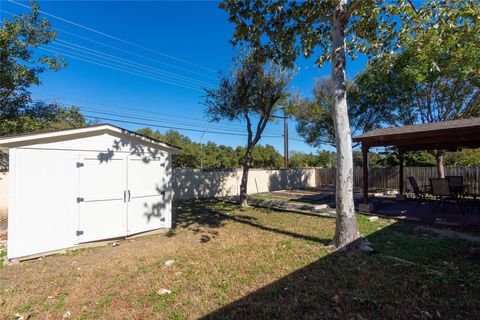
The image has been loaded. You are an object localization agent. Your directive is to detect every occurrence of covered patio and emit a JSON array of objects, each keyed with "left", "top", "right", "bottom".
[{"left": 353, "top": 118, "right": 480, "bottom": 227}]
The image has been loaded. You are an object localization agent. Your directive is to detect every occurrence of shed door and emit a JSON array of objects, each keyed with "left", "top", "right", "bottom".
[
  {"left": 127, "top": 157, "right": 166, "bottom": 235},
  {"left": 77, "top": 157, "right": 127, "bottom": 243}
]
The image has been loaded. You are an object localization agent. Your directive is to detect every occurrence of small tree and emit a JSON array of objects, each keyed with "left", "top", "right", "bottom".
[
  {"left": 204, "top": 52, "right": 290, "bottom": 207},
  {"left": 0, "top": 0, "right": 76, "bottom": 135},
  {"left": 291, "top": 77, "right": 368, "bottom": 149}
]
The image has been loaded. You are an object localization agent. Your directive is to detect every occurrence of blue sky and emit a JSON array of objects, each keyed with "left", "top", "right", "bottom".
[{"left": 1, "top": 0, "right": 369, "bottom": 154}]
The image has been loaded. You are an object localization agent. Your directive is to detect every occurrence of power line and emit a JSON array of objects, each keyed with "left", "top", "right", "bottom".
[
  {"left": 46, "top": 97, "right": 289, "bottom": 135},
  {"left": 62, "top": 97, "right": 213, "bottom": 123},
  {"left": 3, "top": 6, "right": 307, "bottom": 143},
  {"left": 81, "top": 109, "right": 306, "bottom": 140},
  {"left": 51, "top": 40, "right": 216, "bottom": 88},
  {"left": 3, "top": 8, "right": 211, "bottom": 91},
  {"left": 77, "top": 107, "right": 266, "bottom": 135},
  {"left": 81, "top": 114, "right": 287, "bottom": 139},
  {"left": 41, "top": 45, "right": 205, "bottom": 91},
  {"left": 32, "top": 99, "right": 291, "bottom": 139},
  {"left": 55, "top": 39, "right": 215, "bottom": 87},
  {"left": 45, "top": 43, "right": 211, "bottom": 90},
  {"left": 55, "top": 27, "right": 219, "bottom": 81},
  {"left": 8, "top": 0, "right": 217, "bottom": 73},
  {"left": 1, "top": 9, "right": 218, "bottom": 81},
  {"left": 289, "top": 137, "right": 306, "bottom": 142},
  {"left": 38, "top": 46, "right": 205, "bottom": 92},
  {"left": 34, "top": 98, "right": 285, "bottom": 136}
]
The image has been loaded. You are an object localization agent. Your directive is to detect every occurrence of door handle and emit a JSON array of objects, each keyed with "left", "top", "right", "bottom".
[{"left": 128, "top": 190, "right": 131, "bottom": 202}]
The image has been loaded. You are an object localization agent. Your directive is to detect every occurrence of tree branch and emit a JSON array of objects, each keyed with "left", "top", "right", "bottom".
[
  {"left": 345, "top": 0, "right": 364, "bottom": 20},
  {"left": 244, "top": 110, "right": 253, "bottom": 145},
  {"left": 407, "top": 0, "right": 418, "bottom": 14},
  {"left": 461, "top": 88, "right": 480, "bottom": 118}
]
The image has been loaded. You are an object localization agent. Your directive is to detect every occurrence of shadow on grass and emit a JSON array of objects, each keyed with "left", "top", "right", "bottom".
[
  {"left": 170, "top": 200, "right": 480, "bottom": 319},
  {"left": 172, "top": 200, "right": 331, "bottom": 245},
  {"left": 202, "top": 222, "right": 480, "bottom": 319}
]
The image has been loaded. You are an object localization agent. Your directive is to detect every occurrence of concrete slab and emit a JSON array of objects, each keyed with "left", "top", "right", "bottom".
[{"left": 358, "top": 203, "right": 375, "bottom": 213}]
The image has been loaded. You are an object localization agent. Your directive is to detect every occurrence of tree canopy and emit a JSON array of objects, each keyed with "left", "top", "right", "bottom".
[
  {"left": 289, "top": 77, "right": 370, "bottom": 148},
  {"left": 137, "top": 128, "right": 284, "bottom": 169},
  {"left": 353, "top": 0, "right": 480, "bottom": 177},
  {"left": 355, "top": 1, "right": 480, "bottom": 127},
  {"left": 289, "top": 150, "right": 336, "bottom": 168},
  {"left": 0, "top": 0, "right": 86, "bottom": 135},
  {"left": 203, "top": 50, "right": 291, "bottom": 206}
]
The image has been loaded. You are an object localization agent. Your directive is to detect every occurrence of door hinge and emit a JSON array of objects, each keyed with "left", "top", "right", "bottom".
[
  {"left": 76, "top": 197, "right": 84, "bottom": 203},
  {"left": 76, "top": 162, "right": 84, "bottom": 168},
  {"left": 76, "top": 230, "right": 84, "bottom": 236}
]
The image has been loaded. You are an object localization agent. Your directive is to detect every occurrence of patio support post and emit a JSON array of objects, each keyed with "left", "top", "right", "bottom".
[
  {"left": 399, "top": 150, "right": 404, "bottom": 195},
  {"left": 362, "top": 144, "right": 369, "bottom": 204},
  {"left": 358, "top": 144, "right": 374, "bottom": 212}
]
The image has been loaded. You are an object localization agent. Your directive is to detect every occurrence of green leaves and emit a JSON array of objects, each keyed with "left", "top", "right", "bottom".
[
  {"left": 355, "top": 0, "right": 480, "bottom": 126},
  {"left": 137, "top": 128, "right": 284, "bottom": 169},
  {"left": 203, "top": 50, "right": 291, "bottom": 144},
  {"left": 290, "top": 77, "right": 365, "bottom": 148},
  {"left": 221, "top": 0, "right": 403, "bottom": 69},
  {"left": 0, "top": 103, "right": 87, "bottom": 136},
  {"left": 1, "top": 0, "right": 69, "bottom": 135}
]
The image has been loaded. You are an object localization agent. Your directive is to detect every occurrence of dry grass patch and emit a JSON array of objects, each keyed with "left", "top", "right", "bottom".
[{"left": 0, "top": 200, "right": 479, "bottom": 319}]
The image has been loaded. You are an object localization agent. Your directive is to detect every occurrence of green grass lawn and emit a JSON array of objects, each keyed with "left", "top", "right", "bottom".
[
  {"left": 1, "top": 200, "right": 479, "bottom": 319},
  {"left": 0, "top": 249, "right": 5, "bottom": 268}
]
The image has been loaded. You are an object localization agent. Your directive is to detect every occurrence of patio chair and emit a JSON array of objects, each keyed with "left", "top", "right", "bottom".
[
  {"left": 430, "top": 178, "right": 462, "bottom": 213},
  {"left": 446, "top": 175, "right": 467, "bottom": 198},
  {"left": 446, "top": 175, "right": 463, "bottom": 186},
  {"left": 408, "top": 176, "right": 429, "bottom": 200}
]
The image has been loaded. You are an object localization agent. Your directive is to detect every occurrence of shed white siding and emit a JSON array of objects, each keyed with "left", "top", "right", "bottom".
[{"left": 4, "top": 128, "right": 174, "bottom": 259}]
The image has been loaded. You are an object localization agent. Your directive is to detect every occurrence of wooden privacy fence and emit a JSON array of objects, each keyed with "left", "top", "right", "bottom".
[{"left": 316, "top": 167, "right": 480, "bottom": 194}]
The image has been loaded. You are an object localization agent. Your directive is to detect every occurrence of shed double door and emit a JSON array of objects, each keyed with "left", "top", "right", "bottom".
[{"left": 77, "top": 155, "right": 166, "bottom": 243}]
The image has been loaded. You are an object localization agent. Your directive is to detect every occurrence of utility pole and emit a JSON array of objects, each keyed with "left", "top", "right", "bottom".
[
  {"left": 283, "top": 106, "right": 289, "bottom": 168},
  {"left": 199, "top": 130, "right": 206, "bottom": 170},
  {"left": 272, "top": 108, "right": 289, "bottom": 168}
]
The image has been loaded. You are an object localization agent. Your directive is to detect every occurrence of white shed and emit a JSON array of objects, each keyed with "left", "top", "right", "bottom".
[{"left": 0, "top": 124, "right": 179, "bottom": 260}]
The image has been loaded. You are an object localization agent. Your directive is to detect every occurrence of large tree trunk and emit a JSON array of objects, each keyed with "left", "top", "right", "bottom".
[
  {"left": 331, "top": 0, "right": 362, "bottom": 250},
  {"left": 434, "top": 150, "right": 445, "bottom": 178},
  {"left": 427, "top": 150, "right": 445, "bottom": 178},
  {"left": 239, "top": 143, "right": 253, "bottom": 207}
]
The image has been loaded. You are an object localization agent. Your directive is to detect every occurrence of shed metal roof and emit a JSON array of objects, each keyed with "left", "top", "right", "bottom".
[{"left": 0, "top": 124, "right": 181, "bottom": 152}]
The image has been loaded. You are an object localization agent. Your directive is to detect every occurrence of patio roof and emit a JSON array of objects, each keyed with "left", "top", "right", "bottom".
[
  {"left": 352, "top": 117, "right": 480, "bottom": 151},
  {"left": 354, "top": 117, "right": 480, "bottom": 207}
]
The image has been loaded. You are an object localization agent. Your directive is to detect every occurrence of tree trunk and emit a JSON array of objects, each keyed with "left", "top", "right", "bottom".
[
  {"left": 428, "top": 150, "right": 445, "bottom": 178},
  {"left": 434, "top": 151, "right": 445, "bottom": 178},
  {"left": 331, "top": 0, "right": 362, "bottom": 250},
  {"left": 239, "top": 144, "right": 253, "bottom": 207}
]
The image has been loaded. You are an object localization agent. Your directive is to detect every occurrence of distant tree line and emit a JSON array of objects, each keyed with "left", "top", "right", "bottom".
[
  {"left": 291, "top": 149, "right": 480, "bottom": 169},
  {"left": 138, "top": 128, "right": 480, "bottom": 169},
  {"left": 137, "top": 128, "right": 284, "bottom": 169},
  {"left": 361, "top": 149, "right": 480, "bottom": 168}
]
